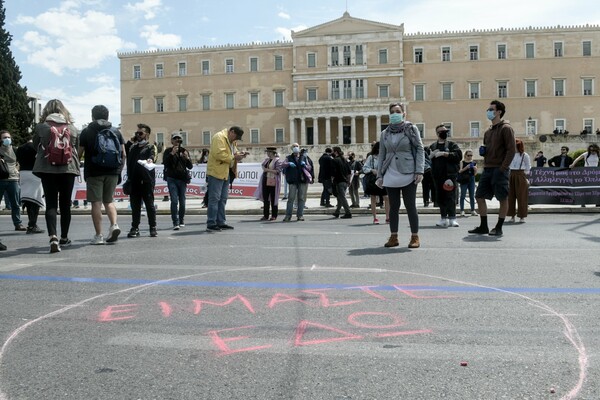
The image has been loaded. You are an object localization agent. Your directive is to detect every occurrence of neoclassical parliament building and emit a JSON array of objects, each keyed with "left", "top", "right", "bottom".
[{"left": 118, "top": 12, "right": 600, "bottom": 149}]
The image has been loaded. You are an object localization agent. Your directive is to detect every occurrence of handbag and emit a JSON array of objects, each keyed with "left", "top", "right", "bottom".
[
  {"left": 0, "top": 156, "right": 9, "bottom": 180},
  {"left": 365, "top": 173, "right": 379, "bottom": 193}
]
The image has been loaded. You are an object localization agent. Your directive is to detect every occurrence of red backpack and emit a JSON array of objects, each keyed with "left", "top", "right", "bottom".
[{"left": 45, "top": 121, "right": 73, "bottom": 166}]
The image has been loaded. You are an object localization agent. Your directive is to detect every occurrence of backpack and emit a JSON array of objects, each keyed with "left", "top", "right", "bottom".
[
  {"left": 91, "top": 128, "right": 122, "bottom": 168},
  {"left": 45, "top": 121, "right": 73, "bottom": 166}
]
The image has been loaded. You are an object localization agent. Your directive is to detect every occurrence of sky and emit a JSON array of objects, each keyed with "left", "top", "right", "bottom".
[{"left": 4, "top": 0, "right": 600, "bottom": 128}]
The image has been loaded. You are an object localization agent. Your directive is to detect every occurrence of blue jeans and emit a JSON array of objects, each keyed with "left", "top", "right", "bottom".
[
  {"left": 0, "top": 180, "right": 22, "bottom": 226},
  {"left": 167, "top": 177, "right": 187, "bottom": 225},
  {"left": 285, "top": 183, "right": 307, "bottom": 218},
  {"left": 460, "top": 176, "right": 476, "bottom": 211},
  {"left": 206, "top": 175, "right": 229, "bottom": 227}
]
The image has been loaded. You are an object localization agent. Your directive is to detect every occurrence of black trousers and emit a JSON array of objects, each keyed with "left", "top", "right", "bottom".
[
  {"left": 39, "top": 173, "right": 75, "bottom": 238},
  {"left": 23, "top": 201, "right": 41, "bottom": 228},
  {"left": 130, "top": 180, "right": 156, "bottom": 229},
  {"left": 263, "top": 184, "right": 278, "bottom": 218},
  {"left": 320, "top": 179, "right": 332, "bottom": 205},
  {"left": 421, "top": 170, "right": 436, "bottom": 205},
  {"left": 434, "top": 176, "right": 457, "bottom": 218}
]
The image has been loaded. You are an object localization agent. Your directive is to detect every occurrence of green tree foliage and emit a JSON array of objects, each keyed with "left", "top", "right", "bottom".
[{"left": 0, "top": 0, "right": 34, "bottom": 146}]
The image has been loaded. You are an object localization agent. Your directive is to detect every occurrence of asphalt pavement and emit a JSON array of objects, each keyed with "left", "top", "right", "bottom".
[{"left": 0, "top": 205, "right": 599, "bottom": 399}]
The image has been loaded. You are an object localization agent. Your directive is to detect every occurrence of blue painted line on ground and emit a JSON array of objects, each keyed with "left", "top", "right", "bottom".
[{"left": 0, "top": 274, "right": 599, "bottom": 294}]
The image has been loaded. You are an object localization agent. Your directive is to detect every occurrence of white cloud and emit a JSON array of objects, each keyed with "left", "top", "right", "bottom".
[
  {"left": 125, "top": 0, "right": 163, "bottom": 20},
  {"left": 15, "top": 9, "right": 135, "bottom": 75},
  {"left": 276, "top": 25, "right": 308, "bottom": 41},
  {"left": 87, "top": 74, "right": 115, "bottom": 85},
  {"left": 140, "top": 25, "right": 182, "bottom": 48},
  {"left": 278, "top": 12, "right": 291, "bottom": 20}
]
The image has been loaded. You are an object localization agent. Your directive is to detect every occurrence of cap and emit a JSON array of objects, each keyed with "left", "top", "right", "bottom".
[
  {"left": 171, "top": 132, "right": 182, "bottom": 139},
  {"left": 443, "top": 179, "right": 455, "bottom": 191},
  {"left": 266, "top": 147, "right": 277, "bottom": 152}
]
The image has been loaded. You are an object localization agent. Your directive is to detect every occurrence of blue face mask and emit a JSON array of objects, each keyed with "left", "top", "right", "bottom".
[
  {"left": 390, "top": 113, "right": 404, "bottom": 124},
  {"left": 486, "top": 110, "right": 496, "bottom": 121},
  {"left": 2, "top": 138, "right": 11, "bottom": 147}
]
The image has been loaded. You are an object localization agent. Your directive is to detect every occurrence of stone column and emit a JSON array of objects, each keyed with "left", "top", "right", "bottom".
[
  {"left": 289, "top": 118, "right": 296, "bottom": 144},
  {"left": 337, "top": 117, "right": 343, "bottom": 144},
  {"left": 363, "top": 116, "right": 369, "bottom": 144},
  {"left": 350, "top": 116, "right": 356, "bottom": 144},
  {"left": 313, "top": 117, "right": 319, "bottom": 144},
  {"left": 300, "top": 118, "right": 306, "bottom": 145},
  {"left": 325, "top": 117, "right": 331, "bottom": 144},
  {"left": 376, "top": 115, "right": 382, "bottom": 138}
]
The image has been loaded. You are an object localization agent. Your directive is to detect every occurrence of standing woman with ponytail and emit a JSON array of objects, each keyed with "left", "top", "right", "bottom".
[{"left": 377, "top": 103, "right": 425, "bottom": 248}]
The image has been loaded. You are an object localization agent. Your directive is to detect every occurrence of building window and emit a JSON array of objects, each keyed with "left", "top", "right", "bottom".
[
  {"left": 414, "top": 84, "right": 424, "bottom": 101},
  {"left": 133, "top": 65, "right": 141, "bottom": 79},
  {"left": 555, "top": 119, "right": 566, "bottom": 133},
  {"left": 497, "top": 44, "right": 506, "bottom": 59},
  {"left": 275, "top": 128, "right": 284, "bottom": 143},
  {"left": 155, "top": 63, "right": 164, "bottom": 78},
  {"left": 202, "top": 131, "right": 211, "bottom": 145},
  {"left": 526, "top": 80, "right": 537, "bottom": 97},
  {"left": 202, "top": 60, "right": 210, "bottom": 75},
  {"left": 527, "top": 119, "right": 537, "bottom": 135},
  {"left": 355, "top": 79, "right": 364, "bottom": 99},
  {"left": 343, "top": 80, "right": 352, "bottom": 99},
  {"left": 469, "top": 45, "right": 479, "bottom": 61},
  {"left": 583, "top": 78, "right": 593, "bottom": 95},
  {"left": 250, "top": 92, "right": 259, "bottom": 108},
  {"left": 583, "top": 119, "right": 594, "bottom": 134},
  {"left": 331, "top": 46, "right": 339, "bottom": 66},
  {"left": 441, "top": 46, "right": 451, "bottom": 62},
  {"left": 355, "top": 45, "right": 363, "bottom": 64},
  {"left": 274, "top": 90, "right": 284, "bottom": 107},
  {"left": 274, "top": 55, "right": 283, "bottom": 70},
  {"left": 497, "top": 81, "right": 508, "bottom": 98},
  {"left": 250, "top": 57, "right": 258, "bottom": 72},
  {"left": 179, "top": 131, "right": 188, "bottom": 146},
  {"left": 307, "top": 53, "right": 316, "bottom": 68},
  {"left": 525, "top": 42, "right": 535, "bottom": 59},
  {"left": 202, "top": 94, "right": 211, "bottom": 110},
  {"left": 469, "top": 82, "right": 480, "bottom": 99},
  {"left": 343, "top": 45, "right": 351, "bottom": 66},
  {"left": 470, "top": 121, "right": 480, "bottom": 138},
  {"left": 250, "top": 129, "right": 259, "bottom": 144},
  {"left": 225, "top": 59, "right": 234, "bottom": 73},
  {"left": 554, "top": 79, "right": 565, "bottom": 96},
  {"left": 178, "top": 62, "right": 187, "bottom": 76},
  {"left": 331, "top": 80, "right": 340, "bottom": 100},
  {"left": 582, "top": 40, "right": 592, "bottom": 56},
  {"left": 156, "top": 133, "right": 164, "bottom": 147},
  {"left": 378, "top": 85, "right": 389, "bottom": 98},
  {"left": 442, "top": 83, "right": 452, "bottom": 100},
  {"left": 554, "top": 42, "right": 563, "bottom": 57},
  {"left": 414, "top": 47, "right": 423, "bottom": 63},
  {"left": 414, "top": 123, "right": 425, "bottom": 139},
  {"left": 155, "top": 97, "right": 164, "bottom": 112},
  {"left": 178, "top": 95, "right": 187, "bottom": 112},
  {"left": 133, "top": 98, "right": 142, "bottom": 114},
  {"left": 378, "top": 49, "right": 388, "bottom": 64},
  {"left": 225, "top": 93, "right": 234, "bottom": 109},
  {"left": 307, "top": 88, "right": 317, "bottom": 101}
]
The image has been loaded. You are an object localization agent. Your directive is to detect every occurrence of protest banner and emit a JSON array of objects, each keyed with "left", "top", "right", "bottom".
[{"left": 528, "top": 167, "right": 600, "bottom": 205}]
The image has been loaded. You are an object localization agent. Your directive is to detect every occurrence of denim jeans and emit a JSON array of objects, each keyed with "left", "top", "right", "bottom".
[
  {"left": 206, "top": 175, "right": 229, "bottom": 227},
  {"left": 285, "top": 183, "right": 307, "bottom": 218},
  {"left": 0, "top": 180, "right": 22, "bottom": 226},
  {"left": 460, "top": 176, "right": 476, "bottom": 212},
  {"left": 167, "top": 177, "right": 187, "bottom": 225}
]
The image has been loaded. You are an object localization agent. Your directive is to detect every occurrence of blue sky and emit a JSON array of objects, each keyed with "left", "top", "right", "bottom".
[{"left": 5, "top": 0, "right": 600, "bottom": 128}]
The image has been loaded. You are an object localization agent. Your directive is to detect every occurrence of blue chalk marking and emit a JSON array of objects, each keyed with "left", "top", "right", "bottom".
[{"left": 0, "top": 274, "right": 599, "bottom": 294}]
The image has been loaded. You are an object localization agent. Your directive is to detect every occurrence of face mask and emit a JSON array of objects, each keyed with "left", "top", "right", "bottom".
[
  {"left": 486, "top": 110, "right": 496, "bottom": 121},
  {"left": 2, "top": 138, "right": 11, "bottom": 146},
  {"left": 390, "top": 113, "right": 404, "bottom": 124},
  {"left": 437, "top": 131, "right": 448, "bottom": 140},
  {"left": 137, "top": 139, "right": 148, "bottom": 146},
  {"left": 292, "top": 147, "right": 300, "bottom": 154}
]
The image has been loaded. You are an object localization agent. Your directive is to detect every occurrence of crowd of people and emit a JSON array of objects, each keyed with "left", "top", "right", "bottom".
[{"left": 2, "top": 100, "right": 599, "bottom": 252}]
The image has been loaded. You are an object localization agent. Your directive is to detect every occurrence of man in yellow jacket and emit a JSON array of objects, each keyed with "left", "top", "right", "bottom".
[{"left": 206, "top": 126, "right": 246, "bottom": 231}]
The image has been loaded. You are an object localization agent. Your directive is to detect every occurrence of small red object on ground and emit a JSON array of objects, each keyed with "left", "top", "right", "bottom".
[{"left": 460, "top": 361, "right": 468, "bottom": 367}]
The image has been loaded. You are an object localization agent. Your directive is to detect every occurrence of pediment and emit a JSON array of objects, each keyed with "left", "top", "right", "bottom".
[{"left": 292, "top": 12, "right": 403, "bottom": 38}]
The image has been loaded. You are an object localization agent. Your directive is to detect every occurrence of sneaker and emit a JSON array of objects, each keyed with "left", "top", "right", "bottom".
[
  {"left": 449, "top": 219, "right": 460, "bottom": 227},
  {"left": 106, "top": 224, "right": 121, "bottom": 243},
  {"left": 332, "top": 213, "right": 340, "bottom": 218},
  {"left": 269, "top": 217, "right": 277, "bottom": 221},
  {"left": 173, "top": 225, "right": 180, "bottom": 230},
  {"left": 179, "top": 221, "right": 185, "bottom": 227},
  {"left": 518, "top": 218, "right": 526, "bottom": 223},
  {"left": 90, "top": 234, "right": 105, "bottom": 245},
  {"left": 468, "top": 226, "right": 489, "bottom": 235},
  {"left": 507, "top": 217, "right": 516, "bottom": 223},
  {"left": 206, "top": 225, "right": 222, "bottom": 232},
  {"left": 59, "top": 238, "right": 72, "bottom": 247},
  {"left": 15, "top": 224, "right": 27, "bottom": 232},
  {"left": 26, "top": 226, "right": 45, "bottom": 234},
  {"left": 127, "top": 228, "right": 140, "bottom": 238},
  {"left": 50, "top": 237, "right": 61, "bottom": 253},
  {"left": 489, "top": 228, "right": 503, "bottom": 236},
  {"left": 297, "top": 216, "right": 305, "bottom": 221},
  {"left": 218, "top": 224, "right": 234, "bottom": 230},
  {"left": 340, "top": 214, "right": 352, "bottom": 219},
  {"left": 460, "top": 211, "right": 465, "bottom": 217},
  {"left": 150, "top": 227, "right": 158, "bottom": 237},
  {"left": 282, "top": 216, "right": 291, "bottom": 222},
  {"left": 260, "top": 216, "right": 269, "bottom": 221},
  {"left": 436, "top": 218, "right": 449, "bottom": 227},
  {"left": 471, "top": 210, "right": 478, "bottom": 216},
  {"left": 373, "top": 218, "right": 380, "bottom": 225}
]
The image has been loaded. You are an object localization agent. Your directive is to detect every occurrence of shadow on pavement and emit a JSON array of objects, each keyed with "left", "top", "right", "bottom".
[{"left": 347, "top": 246, "right": 411, "bottom": 256}]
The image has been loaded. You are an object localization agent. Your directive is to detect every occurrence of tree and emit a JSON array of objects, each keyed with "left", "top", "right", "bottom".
[{"left": 0, "top": 0, "right": 34, "bottom": 146}]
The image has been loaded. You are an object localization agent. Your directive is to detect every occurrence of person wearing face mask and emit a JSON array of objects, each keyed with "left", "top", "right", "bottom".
[
  {"left": 125, "top": 123, "right": 157, "bottom": 238},
  {"left": 377, "top": 103, "right": 424, "bottom": 249},
  {"left": 347, "top": 151, "right": 362, "bottom": 208},
  {"left": 282, "top": 143, "right": 312, "bottom": 222},
  {"left": 0, "top": 130, "right": 27, "bottom": 234},
  {"left": 468, "top": 100, "right": 516, "bottom": 237},
  {"left": 429, "top": 125, "right": 462, "bottom": 227}
]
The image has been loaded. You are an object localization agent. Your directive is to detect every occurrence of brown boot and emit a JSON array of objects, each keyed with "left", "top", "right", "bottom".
[
  {"left": 408, "top": 234, "right": 420, "bottom": 249},
  {"left": 384, "top": 233, "right": 399, "bottom": 248}
]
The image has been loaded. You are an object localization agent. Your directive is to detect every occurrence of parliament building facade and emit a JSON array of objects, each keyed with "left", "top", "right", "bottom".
[{"left": 118, "top": 12, "right": 600, "bottom": 151}]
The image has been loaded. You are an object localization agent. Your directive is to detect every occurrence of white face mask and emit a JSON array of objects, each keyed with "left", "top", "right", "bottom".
[
  {"left": 292, "top": 146, "right": 300, "bottom": 154},
  {"left": 2, "top": 138, "right": 11, "bottom": 146}
]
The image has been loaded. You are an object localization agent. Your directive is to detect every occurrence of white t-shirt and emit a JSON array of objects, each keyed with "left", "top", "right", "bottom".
[{"left": 582, "top": 152, "right": 599, "bottom": 167}]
